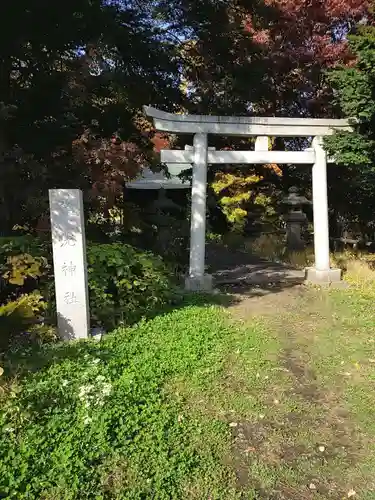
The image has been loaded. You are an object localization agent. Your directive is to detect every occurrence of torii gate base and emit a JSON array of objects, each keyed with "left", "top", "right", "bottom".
[
  {"left": 305, "top": 267, "right": 342, "bottom": 285},
  {"left": 185, "top": 274, "right": 214, "bottom": 292},
  {"left": 144, "top": 106, "right": 351, "bottom": 291}
]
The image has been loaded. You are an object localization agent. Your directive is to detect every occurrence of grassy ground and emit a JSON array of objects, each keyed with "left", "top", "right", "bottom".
[
  {"left": 227, "top": 282, "right": 375, "bottom": 499},
  {"left": 1, "top": 260, "right": 375, "bottom": 499}
]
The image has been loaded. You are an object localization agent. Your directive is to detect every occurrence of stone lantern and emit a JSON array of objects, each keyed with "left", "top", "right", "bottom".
[
  {"left": 282, "top": 187, "right": 311, "bottom": 251},
  {"left": 148, "top": 188, "right": 182, "bottom": 225}
]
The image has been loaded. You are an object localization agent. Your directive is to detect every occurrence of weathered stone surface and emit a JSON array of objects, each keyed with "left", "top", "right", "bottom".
[
  {"left": 49, "top": 189, "right": 90, "bottom": 340},
  {"left": 305, "top": 267, "right": 342, "bottom": 284},
  {"left": 185, "top": 274, "right": 213, "bottom": 292},
  {"left": 144, "top": 106, "right": 351, "bottom": 136}
]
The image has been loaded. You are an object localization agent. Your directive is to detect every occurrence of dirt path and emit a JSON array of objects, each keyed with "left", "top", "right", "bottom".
[
  {"left": 207, "top": 243, "right": 305, "bottom": 289},
  {"left": 227, "top": 282, "right": 307, "bottom": 318},
  {"left": 224, "top": 284, "right": 374, "bottom": 499}
]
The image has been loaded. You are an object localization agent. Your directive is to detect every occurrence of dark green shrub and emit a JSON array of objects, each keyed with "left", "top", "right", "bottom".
[
  {"left": 1, "top": 236, "right": 177, "bottom": 337},
  {"left": 0, "top": 235, "right": 48, "bottom": 258},
  {"left": 87, "top": 243, "right": 175, "bottom": 329}
]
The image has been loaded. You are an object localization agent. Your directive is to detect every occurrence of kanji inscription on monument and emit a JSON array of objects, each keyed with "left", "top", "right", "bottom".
[{"left": 49, "top": 189, "right": 90, "bottom": 339}]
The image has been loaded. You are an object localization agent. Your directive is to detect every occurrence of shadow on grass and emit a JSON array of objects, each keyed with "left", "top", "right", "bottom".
[
  {"left": 217, "top": 277, "right": 304, "bottom": 297},
  {"left": 0, "top": 272, "right": 305, "bottom": 383},
  {"left": 0, "top": 291, "right": 237, "bottom": 381}
]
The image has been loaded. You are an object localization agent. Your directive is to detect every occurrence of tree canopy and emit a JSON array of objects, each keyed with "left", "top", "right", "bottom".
[
  {"left": 325, "top": 7, "right": 375, "bottom": 230},
  {"left": 0, "top": 0, "right": 373, "bottom": 236},
  {"left": 0, "top": 0, "right": 183, "bottom": 231}
]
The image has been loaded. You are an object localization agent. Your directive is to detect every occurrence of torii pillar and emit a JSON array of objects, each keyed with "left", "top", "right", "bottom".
[
  {"left": 185, "top": 133, "right": 213, "bottom": 291},
  {"left": 305, "top": 137, "right": 342, "bottom": 284}
]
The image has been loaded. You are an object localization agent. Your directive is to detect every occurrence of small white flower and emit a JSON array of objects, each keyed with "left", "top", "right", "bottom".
[
  {"left": 78, "top": 384, "right": 94, "bottom": 398},
  {"left": 318, "top": 445, "right": 325, "bottom": 452},
  {"left": 62, "top": 380, "right": 69, "bottom": 387},
  {"left": 101, "top": 383, "right": 112, "bottom": 396},
  {"left": 92, "top": 358, "right": 101, "bottom": 365},
  {"left": 83, "top": 416, "right": 92, "bottom": 425},
  {"left": 96, "top": 375, "right": 106, "bottom": 382},
  {"left": 4, "top": 427, "right": 14, "bottom": 433}
]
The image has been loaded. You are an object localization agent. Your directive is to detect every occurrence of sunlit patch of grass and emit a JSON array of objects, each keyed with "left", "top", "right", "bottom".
[
  {"left": 0, "top": 301, "right": 247, "bottom": 499},
  {"left": 338, "top": 255, "right": 375, "bottom": 293},
  {"left": 246, "top": 232, "right": 375, "bottom": 281}
]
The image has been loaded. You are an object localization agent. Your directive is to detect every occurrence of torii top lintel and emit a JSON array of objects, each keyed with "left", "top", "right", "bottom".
[{"left": 144, "top": 106, "right": 352, "bottom": 138}]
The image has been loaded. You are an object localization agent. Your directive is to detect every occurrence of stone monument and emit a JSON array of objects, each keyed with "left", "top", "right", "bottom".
[{"left": 49, "top": 189, "right": 90, "bottom": 340}]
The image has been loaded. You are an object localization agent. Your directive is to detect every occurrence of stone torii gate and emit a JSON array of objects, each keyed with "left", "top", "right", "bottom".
[{"left": 144, "top": 106, "right": 351, "bottom": 291}]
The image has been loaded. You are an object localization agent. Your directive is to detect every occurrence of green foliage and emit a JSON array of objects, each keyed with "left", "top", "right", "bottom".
[
  {"left": 329, "top": 67, "right": 374, "bottom": 121},
  {"left": 0, "top": 292, "right": 47, "bottom": 349},
  {"left": 325, "top": 39, "right": 375, "bottom": 167},
  {"left": 0, "top": 302, "right": 240, "bottom": 499},
  {"left": 0, "top": 235, "right": 47, "bottom": 255},
  {"left": 2, "top": 274, "right": 375, "bottom": 498},
  {"left": 0, "top": 237, "right": 56, "bottom": 347},
  {"left": 87, "top": 243, "right": 175, "bottom": 329},
  {"left": 326, "top": 21, "right": 375, "bottom": 162},
  {"left": 325, "top": 131, "right": 373, "bottom": 166},
  {"left": 1, "top": 236, "right": 177, "bottom": 341},
  {"left": 325, "top": 19, "right": 375, "bottom": 228}
]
